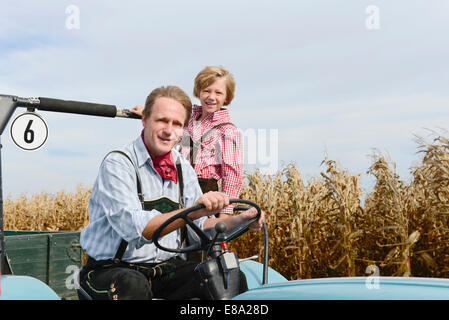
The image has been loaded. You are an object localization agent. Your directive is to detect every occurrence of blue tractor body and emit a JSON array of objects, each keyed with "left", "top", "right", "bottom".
[
  {"left": 234, "top": 270, "right": 449, "bottom": 300},
  {"left": 0, "top": 275, "right": 60, "bottom": 300}
]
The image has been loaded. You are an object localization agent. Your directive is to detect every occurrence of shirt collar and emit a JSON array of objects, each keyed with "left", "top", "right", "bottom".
[
  {"left": 134, "top": 130, "right": 180, "bottom": 168},
  {"left": 192, "top": 104, "right": 231, "bottom": 125},
  {"left": 134, "top": 132, "right": 151, "bottom": 168}
]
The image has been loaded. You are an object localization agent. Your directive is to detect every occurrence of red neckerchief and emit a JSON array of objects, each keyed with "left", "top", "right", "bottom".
[{"left": 141, "top": 131, "right": 178, "bottom": 184}]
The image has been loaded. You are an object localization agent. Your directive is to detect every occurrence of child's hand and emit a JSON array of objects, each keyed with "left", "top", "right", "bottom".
[{"left": 130, "top": 105, "right": 144, "bottom": 116}]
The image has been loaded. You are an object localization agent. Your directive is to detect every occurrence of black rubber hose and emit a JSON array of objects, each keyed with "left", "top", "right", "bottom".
[
  {"left": 38, "top": 97, "right": 117, "bottom": 118},
  {"left": 262, "top": 222, "right": 269, "bottom": 285}
]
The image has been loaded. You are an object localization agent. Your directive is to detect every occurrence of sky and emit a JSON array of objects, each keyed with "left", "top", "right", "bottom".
[{"left": 0, "top": 0, "right": 448, "bottom": 199}]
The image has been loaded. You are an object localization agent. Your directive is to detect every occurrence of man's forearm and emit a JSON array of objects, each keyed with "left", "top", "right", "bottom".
[
  {"left": 203, "top": 214, "right": 243, "bottom": 231},
  {"left": 142, "top": 208, "right": 187, "bottom": 240},
  {"left": 142, "top": 207, "right": 212, "bottom": 240}
]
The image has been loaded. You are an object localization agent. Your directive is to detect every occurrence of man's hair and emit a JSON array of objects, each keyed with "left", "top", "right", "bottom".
[
  {"left": 193, "top": 66, "right": 236, "bottom": 106},
  {"left": 143, "top": 85, "right": 192, "bottom": 127}
]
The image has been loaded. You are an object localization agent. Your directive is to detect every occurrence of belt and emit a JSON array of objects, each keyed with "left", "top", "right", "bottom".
[{"left": 84, "top": 257, "right": 177, "bottom": 280}]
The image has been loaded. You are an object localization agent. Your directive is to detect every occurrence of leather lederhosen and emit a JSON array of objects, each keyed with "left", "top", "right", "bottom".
[{"left": 198, "top": 178, "right": 219, "bottom": 193}]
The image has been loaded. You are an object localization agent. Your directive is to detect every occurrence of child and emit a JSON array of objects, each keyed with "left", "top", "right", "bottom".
[
  {"left": 182, "top": 66, "right": 243, "bottom": 218},
  {"left": 131, "top": 66, "right": 243, "bottom": 218}
]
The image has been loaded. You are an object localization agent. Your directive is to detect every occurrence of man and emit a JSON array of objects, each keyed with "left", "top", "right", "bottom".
[{"left": 79, "top": 85, "right": 264, "bottom": 300}]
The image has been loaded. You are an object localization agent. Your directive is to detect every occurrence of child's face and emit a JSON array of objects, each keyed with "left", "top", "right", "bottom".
[{"left": 199, "top": 78, "right": 227, "bottom": 116}]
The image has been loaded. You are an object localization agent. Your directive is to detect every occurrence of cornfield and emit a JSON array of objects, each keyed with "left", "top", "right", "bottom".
[
  {"left": 4, "top": 134, "right": 449, "bottom": 281},
  {"left": 3, "top": 186, "right": 91, "bottom": 231}
]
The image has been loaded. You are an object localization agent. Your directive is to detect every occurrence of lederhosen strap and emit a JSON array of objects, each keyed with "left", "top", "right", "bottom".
[
  {"left": 101, "top": 150, "right": 185, "bottom": 262},
  {"left": 105, "top": 150, "right": 144, "bottom": 206},
  {"left": 186, "top": 122, "right": 235, "bottom": 167},
  {"left": 176, "top": 161, "right": 184, "bottom": 208},
  {"left": 176, "top": 161, "right": 187, "bottom": 248}
]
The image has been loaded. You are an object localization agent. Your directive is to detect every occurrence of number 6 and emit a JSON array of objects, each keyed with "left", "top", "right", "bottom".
[{"left": 24, "top": 119, "right": 34, "bottom": 143}]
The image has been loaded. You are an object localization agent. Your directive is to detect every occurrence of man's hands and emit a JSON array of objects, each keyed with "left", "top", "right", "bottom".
[
  {"left": 198, "top": 192, "right": 266, "bottom": 232},
  {"left": 190, "top": 191, "right": 230, "bottom": 219},
  {"left": 236, "top": 207, "right": 265, "bottom": 231},
  {"left": 144, "top": 191, "right": 265, "bottom": 241}
]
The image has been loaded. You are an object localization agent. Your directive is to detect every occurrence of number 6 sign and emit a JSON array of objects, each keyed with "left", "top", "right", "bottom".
[{"left": 10, "top": 112, "right": 49, "bottom": 151}]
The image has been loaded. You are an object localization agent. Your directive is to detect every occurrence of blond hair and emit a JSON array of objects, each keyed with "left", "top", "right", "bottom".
[
  {"left": 193, "top": 66, "right": 236, "bottom": 106},
  {"left": 144, "top": 85, "right": 192, "bottom": 127}
]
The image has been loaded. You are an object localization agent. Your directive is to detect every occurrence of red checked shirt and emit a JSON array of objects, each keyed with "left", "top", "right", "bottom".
[{"left": 181, "top": 105, "right": 243, "bottom": 215}]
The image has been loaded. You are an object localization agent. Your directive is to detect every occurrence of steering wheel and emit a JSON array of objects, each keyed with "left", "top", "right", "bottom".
[{"left": 152, "top": 199, "right": 261, "bottom": 253}]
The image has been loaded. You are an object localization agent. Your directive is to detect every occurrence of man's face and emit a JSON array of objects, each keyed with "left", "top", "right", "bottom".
[{"left": 142, "top": 97, "right": 186, "bottom": 158}]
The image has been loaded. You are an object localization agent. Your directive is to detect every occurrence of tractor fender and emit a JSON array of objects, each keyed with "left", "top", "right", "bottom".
[
  {"left": 239, "top": 260, "right": 287, "bottom": 289},
  {"left": 0, "top": 275, "right": 60, "bottom": 300}
]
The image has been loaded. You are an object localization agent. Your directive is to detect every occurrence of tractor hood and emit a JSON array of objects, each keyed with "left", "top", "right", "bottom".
[{"left": 234, "top": 276, "right": 449, "bottom": 300}]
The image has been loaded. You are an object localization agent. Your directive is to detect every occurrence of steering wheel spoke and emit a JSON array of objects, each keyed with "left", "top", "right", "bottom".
[
  {"left": 183, "top": 215, "right": 211, "bottom": 244},
  {"left": 223, "top": 218, "right": 255, "bottom": 242}
]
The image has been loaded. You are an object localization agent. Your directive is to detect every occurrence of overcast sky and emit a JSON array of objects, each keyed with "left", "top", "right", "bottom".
[{"left": 1, "top": 1, "right": 448, "bottom": 199}]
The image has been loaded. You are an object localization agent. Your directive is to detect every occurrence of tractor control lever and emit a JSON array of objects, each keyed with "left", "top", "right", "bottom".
[{"left": 207, "top": 222, "right": 227, "bottom": 259}]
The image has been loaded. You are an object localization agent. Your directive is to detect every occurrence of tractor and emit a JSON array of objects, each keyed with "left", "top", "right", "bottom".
[{"left": 1, "top": 94, "right": 449, "bottom": 301}]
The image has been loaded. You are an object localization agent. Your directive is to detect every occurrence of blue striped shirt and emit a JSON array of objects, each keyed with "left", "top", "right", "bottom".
[{"left": 80, "top": 135, "right": 205, "bottom": 263}]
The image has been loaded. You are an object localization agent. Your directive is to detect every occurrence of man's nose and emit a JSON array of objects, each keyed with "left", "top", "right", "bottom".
[
  {"left": 160, "top": 121, "right": 171, "bottom": 134},
  {"left": 164, "top": 121, "right": 179, "bottom": 137}
]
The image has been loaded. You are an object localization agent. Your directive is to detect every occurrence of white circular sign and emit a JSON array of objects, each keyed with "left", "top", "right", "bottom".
[{"left": 10, "top": 112, "right": 49, "bottom": 151}]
